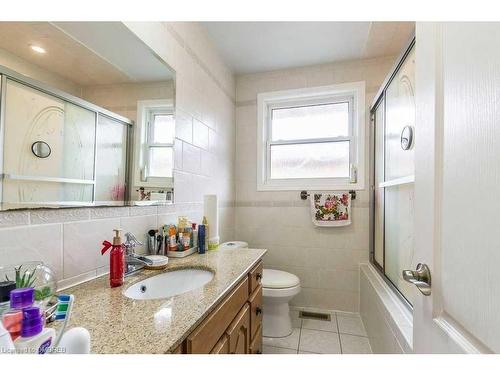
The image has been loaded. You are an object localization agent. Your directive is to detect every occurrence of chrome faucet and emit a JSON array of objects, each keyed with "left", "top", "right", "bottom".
[{"left": 124, "top": 232, "right": 153, "bottom": 276}]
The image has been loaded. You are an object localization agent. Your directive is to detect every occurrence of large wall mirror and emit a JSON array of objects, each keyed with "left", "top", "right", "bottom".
[{"left": 0, "top": 22, "right": 176, "bottom": 210}]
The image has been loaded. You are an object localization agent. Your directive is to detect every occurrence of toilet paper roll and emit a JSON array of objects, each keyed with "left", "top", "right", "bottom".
[{"left": 204, "top": 194, "right": 219, "bottom": 249}]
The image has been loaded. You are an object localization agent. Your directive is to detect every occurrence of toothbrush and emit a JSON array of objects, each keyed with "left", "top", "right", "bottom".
[{"left": 52, "top": 294, "right": 74, "bottom": 349}]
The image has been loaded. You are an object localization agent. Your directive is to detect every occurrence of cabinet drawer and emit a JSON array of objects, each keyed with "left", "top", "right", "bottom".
[
  {"left": 226, "top": 303, "right": 250, "bottom": 354},
  {"left": 248, "top": 261, "right": 263, "bottom": 294},
  {"left": 210, "top": 334, "right": 230, "bottom": 354},
  {"left": 250, "top": 324, "right": 262, "bottom": 354},
  {"left": 187, "top": 277, "right": 249, "bottom": 353},
  {"left": 249, "top": 284, "right": 263, "bottom": 340}
]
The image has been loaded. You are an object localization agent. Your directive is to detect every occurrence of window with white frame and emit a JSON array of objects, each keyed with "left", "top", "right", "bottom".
[
  {"left": 134, "top": 100, "right": 175, "bottom": 187},
  {"left": 145, "top": 108, "right": 174, "bottom": 178},
  {"left": 257, "top": 82, "right": 365, "bottom": 191}
]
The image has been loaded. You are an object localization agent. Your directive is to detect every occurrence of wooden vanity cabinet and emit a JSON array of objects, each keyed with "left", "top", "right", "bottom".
[
  {"left": 249, "top": 326, "right": 262, "bottom": 354},
  {"left": 226, "top": 304, "right": 250, "bottom": 354},
  {"left": 183, "top": 260, "right": 263, "bottom": 354},
  {"left": 249, "top": 285, "right": 263, "bottom": 339},
  {"left": 210, "top": 334, "right": 230, "bottom": 354},
  {"left": 248, "top": 261, "right": 263, "bottom": 294}
]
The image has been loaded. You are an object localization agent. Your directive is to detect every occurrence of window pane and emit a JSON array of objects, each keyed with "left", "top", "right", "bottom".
[
  {"left": 270, "top": 141, "right": 349, "bottom": 179},
  {"left": 271, "top": 102, "right": 349, "bottom": 141},
  {"left": 151, "top": 114, "right": 174, "bottom": 144},
  {"left": 149, "top": 147, "right": 173, "bottom": 177}
]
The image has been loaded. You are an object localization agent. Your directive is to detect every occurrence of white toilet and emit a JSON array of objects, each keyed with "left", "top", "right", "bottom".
[{"left": 219, "top": 241, "right": 301, "bottom": 338}]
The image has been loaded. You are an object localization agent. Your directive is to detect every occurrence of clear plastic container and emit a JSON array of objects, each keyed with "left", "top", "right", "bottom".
[{"left": 0, "top": 261, "right": 57, "bottom": 311}]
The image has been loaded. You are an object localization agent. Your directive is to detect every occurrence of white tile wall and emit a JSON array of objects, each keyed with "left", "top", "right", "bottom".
[
  {"left": 0, "top": 22, "right": 236, "bottom": 290},
  {"left": 234, "top": 56, "right": 396, "bottom": 312},
  {"left": 0, "top": 224, "right": 64, "bottom": 277},
  {"left": 62, "top": 218, "right": 119, "bottom": 279}
]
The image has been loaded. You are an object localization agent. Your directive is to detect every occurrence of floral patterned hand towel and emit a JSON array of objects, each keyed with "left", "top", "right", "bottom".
[{"left": 311, "top": 192, "right": 352, "bottom": 227}]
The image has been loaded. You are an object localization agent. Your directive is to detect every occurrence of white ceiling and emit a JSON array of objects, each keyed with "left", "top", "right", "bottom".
[
  {"left": 0, "top": 22, "right": 173, "bottom": 87},
  {"left": 202, "top": 22, "right": 414, "bottom": 74}
]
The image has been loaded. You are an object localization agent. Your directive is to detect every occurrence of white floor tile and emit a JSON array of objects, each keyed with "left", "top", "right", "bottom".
[
  {"left": 298, "top": 350, "right": 320, "bottom": 354},
  {"left": 301, "top": 315, "right": 338, "bottom": 332},
  {"left": 334, "top": 311, "right": 359, "bottom": 317},
  {"left": 337, "top": 314, "right": 367, "bottom": 336},
  {"left": 340, "top": 334, "right": 372, "bottom": 354},
  {"left": 290, "top": 310, "right": 302, "bottom": 328},
  {"left": 263, "top": 328, "right": 300, "bottom": 350},
  {"left": 289, "top": 309, "right": 301, "bottom": 317},
  {"left": 299, "top": 329, "right": 341, "bottom": 354},
  {"left": 263, "top": 345, "right": 297, "bottom": 354},
  {"left": 292, "top": 317, "right": 302, "bottom": 328}
]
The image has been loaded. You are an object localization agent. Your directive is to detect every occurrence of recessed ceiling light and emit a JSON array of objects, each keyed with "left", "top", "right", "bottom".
[{"left": 30, "top": 45, "right": 46, "bottom": 54}]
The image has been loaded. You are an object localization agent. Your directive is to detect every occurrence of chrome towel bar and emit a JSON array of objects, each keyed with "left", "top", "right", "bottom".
[{"left": 300, "top": 190, "right": 356, "bottom": 200}]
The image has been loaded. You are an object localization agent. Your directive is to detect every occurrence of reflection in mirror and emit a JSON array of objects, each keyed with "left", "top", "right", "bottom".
[{"left": 0, "top": 22, "right": 176, "bottom": 210}]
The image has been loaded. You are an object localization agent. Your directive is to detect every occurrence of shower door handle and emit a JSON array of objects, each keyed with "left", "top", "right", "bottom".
[{"left": 402, "top": 263, "right": 431, "bottom": 296}]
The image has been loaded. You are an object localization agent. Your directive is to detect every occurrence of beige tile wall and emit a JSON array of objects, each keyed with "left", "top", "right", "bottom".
[
  {"left": 234, "top": 56, "right": 396, "bottom": 311},
  {"left": 0, "top": 22, "right": 236, "bottom": 290}
]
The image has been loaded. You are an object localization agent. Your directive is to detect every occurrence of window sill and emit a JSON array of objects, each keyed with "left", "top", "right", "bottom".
[{"left": 257, "top": 180, "right": 365, "bottom": 192}]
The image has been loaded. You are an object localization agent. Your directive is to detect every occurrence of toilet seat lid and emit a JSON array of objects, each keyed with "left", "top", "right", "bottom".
[{"left": 262, "top": 269, "right": 300, "bottom": 289}]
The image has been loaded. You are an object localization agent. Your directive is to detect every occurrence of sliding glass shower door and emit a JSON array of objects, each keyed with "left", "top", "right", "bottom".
[{"left": 371, "top": 42, "right": 416, "bottom": 306}]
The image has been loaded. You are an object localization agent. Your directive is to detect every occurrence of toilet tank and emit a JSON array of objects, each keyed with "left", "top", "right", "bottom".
[{"left": 218, "top": 241, "right": 249, "bottom": 250}]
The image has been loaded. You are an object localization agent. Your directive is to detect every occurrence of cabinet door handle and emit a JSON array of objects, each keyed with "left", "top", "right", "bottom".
[
  {"left": 255, "top": 272, "right": 262, "bottom": 281},
  {"left": 255, "top": 306, "right": 262, "bottom": 316}
]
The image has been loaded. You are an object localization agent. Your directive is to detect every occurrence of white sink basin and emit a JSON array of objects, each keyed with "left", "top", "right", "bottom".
[{"left": 124, "top": 268, "right": 214, "bottom": 300}]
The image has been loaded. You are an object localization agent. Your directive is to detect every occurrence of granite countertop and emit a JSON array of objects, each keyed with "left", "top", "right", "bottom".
[{"left": 57, "top": 248, "right": 267, "bottom": 354}]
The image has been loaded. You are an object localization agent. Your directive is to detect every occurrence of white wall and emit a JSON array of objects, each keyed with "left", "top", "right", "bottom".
[
  {"left": 0, "top": 22, "right": 236, "bottom": 290},
  {"left": 124, "top": 22, "right": 236, "bottom": 239},
  {"left": 234, "top": 56, "right": 395, "bottom": 311}
]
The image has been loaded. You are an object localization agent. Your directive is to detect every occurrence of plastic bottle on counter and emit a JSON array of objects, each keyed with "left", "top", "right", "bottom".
[
  {"left": 1, "top": 287, "right": 35, "bottom": 341},
  {"left": 202, "top": 216, "right": 209, "bottom": 249},
  {"left": 13, "top": 306, "right": 56, "bottom": 354},
  {"left": 192, "top": 223, "right": 198, "bottom": 249},
  {"left": 168, "top": 224, "right": 178, "bottom": 251},
  {"left": 198, "top": 224, "right": 206, "bottom": 254}
]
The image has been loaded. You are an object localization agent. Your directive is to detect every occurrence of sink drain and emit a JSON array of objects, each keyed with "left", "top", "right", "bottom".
[{"left": 140, "top": 285, "right": 147, "bottom": 293}]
